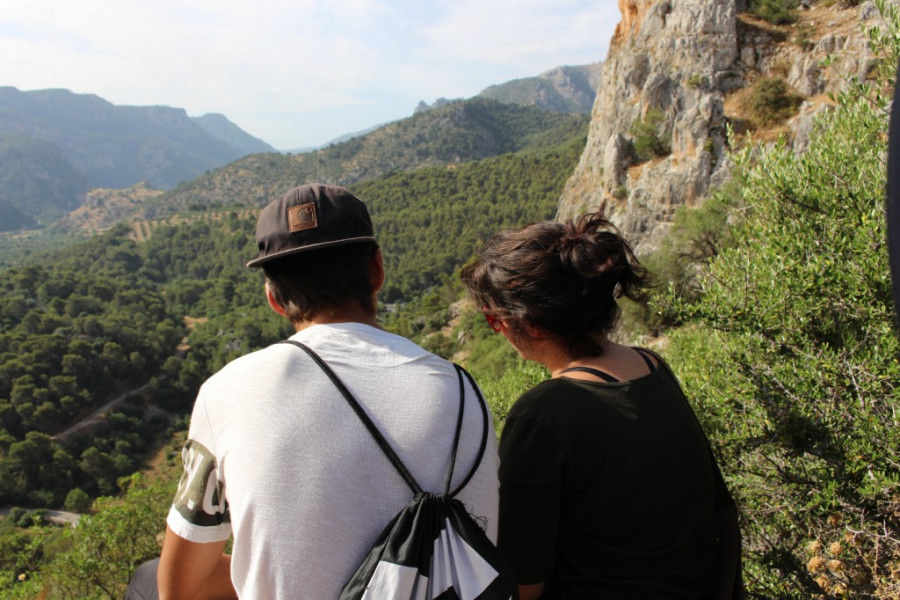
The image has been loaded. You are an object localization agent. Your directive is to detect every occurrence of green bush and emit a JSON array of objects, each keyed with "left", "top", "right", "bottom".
[
  {"left": 794, "top": 22, "right": 816, "bottom": 50},
  {"left": 629, "top": 108, "right": 671, "bottom": 160},
  {"left": 47, "top": 474, "right": 172, "bottom": 600},
  {"left": 745, "top": 77, "right": 802, "bottom": 126},
  {"left": 658, "top": 5, "right": 900, "bottom": 595},
  {"left": 473, "top": 360, "right": 548, "bottom": 436},
  {"left": 645, "top": 176, "right": 742, "bottom": 311},
  {"left": 687, "top": 73, "right": 706, "bottom": 89},
  {"left": 749, "top": 0, "right": 798, "bottom": 24},
  {"left": 63, "top": 488, "right": 92, "bottom": 513}
]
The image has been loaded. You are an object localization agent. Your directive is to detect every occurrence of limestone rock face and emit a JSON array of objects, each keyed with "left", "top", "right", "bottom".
[
  {"left": 557, "top": 0, "right": 890, "bottom": 254},
  {"left": 557, "top": 0, "right": 738, "bottom": 252}
]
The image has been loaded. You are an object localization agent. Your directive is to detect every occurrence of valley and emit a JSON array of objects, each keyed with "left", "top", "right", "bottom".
[{"left": 0, "top": 0, "right": 898, "bottom": 597}]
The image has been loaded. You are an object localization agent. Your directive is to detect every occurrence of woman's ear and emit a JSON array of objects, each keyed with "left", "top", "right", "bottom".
[
  {"left": 265, "top": 283, "right": 287, "bottom": 316},
  {"left": 520, "top": 321, "right": 545, "bottom": 339}
]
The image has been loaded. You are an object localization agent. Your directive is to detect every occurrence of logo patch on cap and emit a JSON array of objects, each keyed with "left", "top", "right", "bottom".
[{"left": 288, "top": 204, "right": 317, "bottom": 233}]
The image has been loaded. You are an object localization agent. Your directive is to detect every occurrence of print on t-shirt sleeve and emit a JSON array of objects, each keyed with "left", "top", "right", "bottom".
[{"left": 170, "top": 439, "right": 230, "bottom": 531}]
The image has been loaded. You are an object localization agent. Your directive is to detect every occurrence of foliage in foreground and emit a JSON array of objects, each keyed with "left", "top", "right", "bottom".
[
  {"left": 0, "top": 473, "right": 174, "bottom": 600},
  {"left": 656, "top": 5, "right": 900, "bottom": 597}
]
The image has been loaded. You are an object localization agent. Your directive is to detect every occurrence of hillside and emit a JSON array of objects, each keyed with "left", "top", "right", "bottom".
[
  {"left": 0, "top": 200, "right": 34, "bottom": 231},
  {"left": 0, "top": 87, "right": 274, "bottom": 224},
  {"left": 0, "top": 65, "right": 592, "bottom": 235},
  {"left": 415, "top": 63, "right": 604, "bottom": 115},
  {"left": 0, "top": 125, "right": 586, "bottom": 532},
  {"left": 478, "top": 63, "right": 604, "bottom": 114},
  {"left": 192, "top": 113, "right": 277, "bottom": 154},
  {"left": 137, "top": 98, "right": 588, "bottom": 218},
  {"left": 0, "top": 132, "right": 88, "bottom": 229},
  {"left": 558, "top": 0, "right": 887, "bottom": 253},
  {"left": 57, "top": 184, "right": 165, "bottom": 233}
]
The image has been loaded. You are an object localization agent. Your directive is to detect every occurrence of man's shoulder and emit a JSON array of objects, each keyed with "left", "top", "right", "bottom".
[
  {"left": 201, "top": 341, "right": 293, "bottom": 386},
  {"left": 204, "top": 325, "right": 452, "bottom": 385},
  {"left": 295, "top": 323, "right": 451, "bottom": 368}
]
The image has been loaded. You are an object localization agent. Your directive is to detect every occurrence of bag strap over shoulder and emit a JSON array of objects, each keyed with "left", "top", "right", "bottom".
[
  {"left": 450, "top": 365, "right": 489, "bottom": 497},
  {"left": 282, "top": 340, "right": 488, "bottom": 498}
]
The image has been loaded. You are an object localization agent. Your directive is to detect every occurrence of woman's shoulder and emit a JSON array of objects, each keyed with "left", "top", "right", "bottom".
[
  {"left": 507, "top": 378, "right": 582, "bottom": 420},
  {"left": 517, "top": 377, "right": 570, "bottom": 400}
]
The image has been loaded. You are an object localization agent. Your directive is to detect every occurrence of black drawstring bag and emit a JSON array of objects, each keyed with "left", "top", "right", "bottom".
[{"left": 284, "top": 340, "right": 517, "bottom": 600}]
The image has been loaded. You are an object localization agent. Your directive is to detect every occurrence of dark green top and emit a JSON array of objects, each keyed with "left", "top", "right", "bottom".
[{"left": 497, "top": 360, "right": 724, "bottom": 599}]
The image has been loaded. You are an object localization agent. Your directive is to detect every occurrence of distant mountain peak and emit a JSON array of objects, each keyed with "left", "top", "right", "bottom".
[
  {"left": 476, "top": 62, "right": 603, "bottom": 114},
  {"left": 192, "top": 113, "right": 276, "bottom": 154},
  {"left": 0, "top": 87, "right": 279, "bottom": 228}
]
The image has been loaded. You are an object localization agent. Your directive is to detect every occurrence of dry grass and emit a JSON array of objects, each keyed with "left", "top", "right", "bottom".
[
  {"left": 725, "top": 0, "right": 866, "bottom": 144},
  {"left": 128, "top": 208, "right": 256, "bottom": 243}
]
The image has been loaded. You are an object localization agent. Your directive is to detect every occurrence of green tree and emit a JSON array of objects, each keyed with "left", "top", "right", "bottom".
[
  {"left": 63, "top": 487, "right": 92, "bottom": 514},
  {"left": 43, "top": 474, "right": 174, "bottom": 600},
  {"left": 629, "top": 108, "right": 671, "bottom": 160}
]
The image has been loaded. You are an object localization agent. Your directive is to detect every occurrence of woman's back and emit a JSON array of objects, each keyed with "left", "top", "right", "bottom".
[
  {"left": 460, "top": 212, "right": 743, "bottom": 599},
  {"left": 497, "top": 359, "right": 720, "bottom": 598}
]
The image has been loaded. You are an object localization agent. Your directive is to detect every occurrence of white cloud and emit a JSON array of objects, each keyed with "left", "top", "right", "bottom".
[
  {"left": 420, "top": 0, "right": 615, "bottom": 68},
  {"left": 1, "top": 0, "right": 620, "bottom": 148}
]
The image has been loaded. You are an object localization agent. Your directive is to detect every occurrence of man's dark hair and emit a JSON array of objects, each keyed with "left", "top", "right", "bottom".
[{"left": 263, "top": 242, "right": 379, "bottom": 323}]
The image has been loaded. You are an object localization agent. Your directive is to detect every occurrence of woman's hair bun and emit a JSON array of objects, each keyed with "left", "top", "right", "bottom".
[
  {"left": 557, "top": 213, "right": 635, "bottom": 287},
  {"left": 460, "top": 211, "right": 652, "bottom": 352}
]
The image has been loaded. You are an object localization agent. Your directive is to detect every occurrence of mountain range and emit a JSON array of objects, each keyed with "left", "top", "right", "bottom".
[
  {"left": 0, "top": 63, "right": 601, "bottom": 233},
  {"left": 416, "top": 63, "right": 603, "bottom": 116},
  {"left": 0, "top": 87, "right": 276, "bottom": 229},
  {"left": 125, "top": 98, "right": 589, "bottom": 223}
]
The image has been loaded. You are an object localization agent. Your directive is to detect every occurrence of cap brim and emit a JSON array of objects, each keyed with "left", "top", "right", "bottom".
[{"left": 246, "top": 235, "right": 376, "bottom": 268}]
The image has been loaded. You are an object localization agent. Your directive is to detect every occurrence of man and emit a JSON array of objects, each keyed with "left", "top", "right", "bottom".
[{"left": 156, "top": 183, "right": 500, "bottom": 599}]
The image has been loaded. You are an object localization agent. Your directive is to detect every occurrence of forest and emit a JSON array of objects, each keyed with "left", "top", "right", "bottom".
[
  {"left": 0, "top": 127, "right": 584, "bottom": 532},
  {"left": 145, "top": 98, "right": 589, "bottom": 218},
  {"left": 1, "top": 4, "right": 899, "bottom": 598}
]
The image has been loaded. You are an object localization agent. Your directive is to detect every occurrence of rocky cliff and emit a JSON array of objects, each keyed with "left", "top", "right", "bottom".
[
  {"left": 557, "top": 0, "right": 888, "bottom": 253},
  {"left": 478, "top": 63, "right": 604, "bottom": 114},
  {"left": 416, "top": 62, "right": 604, "bottom": 115}
]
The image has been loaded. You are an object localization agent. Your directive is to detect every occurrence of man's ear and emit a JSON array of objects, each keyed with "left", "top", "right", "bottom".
[
  {"left": 370, "top": 249, "right": 385, "bottom": 293},
  {"left": 265, "top": 283, "right": 287, "bottom": 316}
]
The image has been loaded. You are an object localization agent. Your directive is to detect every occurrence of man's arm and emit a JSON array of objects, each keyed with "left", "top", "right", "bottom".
[{"left": 158, "top": 525, "right": 237, "bottom": 600}]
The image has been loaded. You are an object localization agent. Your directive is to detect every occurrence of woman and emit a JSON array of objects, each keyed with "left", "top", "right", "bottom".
[{"left": 460, "top": 213, "right": 743, "bottom": 599}]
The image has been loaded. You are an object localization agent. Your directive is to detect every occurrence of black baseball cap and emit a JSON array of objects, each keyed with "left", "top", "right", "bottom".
[{"left": 246, "top": 183, "right": 375, "bottom": 268}]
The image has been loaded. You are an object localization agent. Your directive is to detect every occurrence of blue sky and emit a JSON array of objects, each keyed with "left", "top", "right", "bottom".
[{"left": 3, "top": 0, "right": 619, "bottom": 150}]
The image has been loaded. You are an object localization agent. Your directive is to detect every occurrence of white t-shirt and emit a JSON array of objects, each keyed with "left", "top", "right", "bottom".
[{"left": 166, "top": 323, "right": 500, "bottom": 599}]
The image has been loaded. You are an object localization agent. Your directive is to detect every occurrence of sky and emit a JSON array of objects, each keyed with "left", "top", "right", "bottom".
[{"left": 2, "top": 0, "right": 620, "bottom": 150}]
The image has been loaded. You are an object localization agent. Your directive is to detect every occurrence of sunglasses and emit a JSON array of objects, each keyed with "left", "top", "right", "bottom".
[{"left": 482, "top": 306, "right": 502, "bottom": 333}]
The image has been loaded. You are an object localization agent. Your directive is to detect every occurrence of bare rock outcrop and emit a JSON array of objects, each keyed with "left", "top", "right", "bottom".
[{"left": 557, "top": 0, "right": 891, "bottom": 254}]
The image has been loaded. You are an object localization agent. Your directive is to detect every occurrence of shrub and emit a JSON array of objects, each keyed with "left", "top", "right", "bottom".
[
  {"left": 660, "top": 5, "right": 900, "bottom": 594},
  {"left": 687, "top": 73, "right": 706, "bottom": 89},
  {"left": 745, "top": 77, "right": 802, "bottom": 126},
  {"left": 629, "top": 108, "right": 672, "bottom": 160},
  {"left": 45, "top": 473, "right": 174, "bottom": 599},
  {"left": 749, "top": 0, "right": 799, "bottom": 24},
  {"left": 473, "top": 360, "right": 548, "bottom": 436},
  {"left": 794, "top": 22, "right": 816, "bottom": 50},
  {"left": 63, "top": 487, "right": 92, "bottom": 513},
  {"left": 644, "top": 176, "right": 742, "bottom": 330}
]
